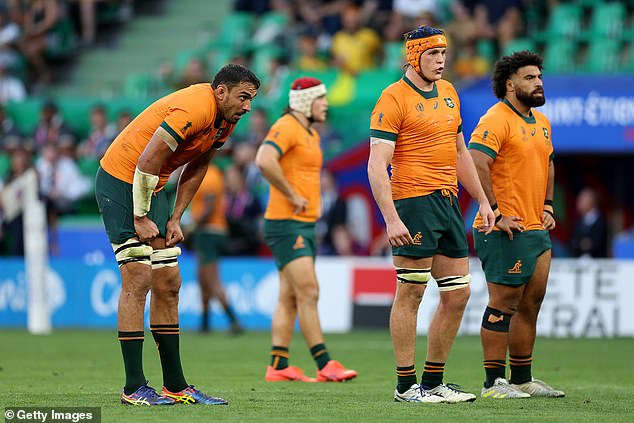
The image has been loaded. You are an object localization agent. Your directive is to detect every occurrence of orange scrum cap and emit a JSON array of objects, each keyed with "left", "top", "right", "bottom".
[{"left": 405, "top": 26, "right": 447, "bottom": 74}]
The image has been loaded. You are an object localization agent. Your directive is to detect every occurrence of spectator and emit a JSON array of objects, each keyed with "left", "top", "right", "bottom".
[
  {"left": 0, "top": 62, "right": 26, "bottom": 103},
  {"left": 224, "top": 164, "right": 262, "bottom": 256},
  {"left": 295, "top": 30, "right": 328, "bottom": 72},
  {"left": 393, "top": 0, "right": 438, "bottom": 20},
  {"left": 17, "top": 0, "right": 60, "bottom": 86},
  {"left": 0, "top": 104, "right": 22, "bottom": 152},
  {"left": 33, "top": 100, "right": 75, "bottom": 150},
  {"left": 0, "top": 5, "right": 21, "bottom": 70},
  {"left": 0, "top": 147, "right": 31, "bottom": 255},
  {"left": 77, "top": 104, "right": 117, "bottom": 158},
  {"left": 35, "top": 143, "right": 90, "bottom": 253},
  {"left": 570, "top": 187, "right": 608, "bottom": 258},
  {"left": 235, "top": 108, "right": 269, "bottom": 146},
  {"left": 178, "top": 57, "right": 208, "bottom": 89},
  {"left": 331, "top": 4, "right": 382, "bottom": 75},
  {"left": 115, "top": 109, "right": 133, "bottom": 133},
  {"left": 316, "top": 169, "right": 356, "bottom": 255}
]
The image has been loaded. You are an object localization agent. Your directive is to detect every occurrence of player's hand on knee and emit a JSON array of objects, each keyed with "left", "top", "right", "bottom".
[
  {"left": 495, "top": 215, "right": 524, "bottom": 241},
  {"left": 386, "top": 219, "right": 414, "bottom": 247},
  {"left": 165, "top": 219, "right": 184, "bottom": 247},
  {"left": 134, "top": 216, "right": 159, "bottom": 242}
]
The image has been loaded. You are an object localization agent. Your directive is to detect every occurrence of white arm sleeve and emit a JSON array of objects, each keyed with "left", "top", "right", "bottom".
[{"left": 133, "top": 167, "right": 159, "bottom": 217}]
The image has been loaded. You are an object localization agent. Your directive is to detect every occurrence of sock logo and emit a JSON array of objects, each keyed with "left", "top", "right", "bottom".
[{"left": 412, "top": 232, "right": 422, "bottom": 245}]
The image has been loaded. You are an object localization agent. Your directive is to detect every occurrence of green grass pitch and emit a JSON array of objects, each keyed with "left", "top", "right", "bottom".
[{"left": 0, "top": 329, "right": 632, "bottom": 422}]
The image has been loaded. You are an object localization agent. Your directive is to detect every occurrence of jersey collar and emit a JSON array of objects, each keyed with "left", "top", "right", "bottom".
[
  {"left": 402, "top": 75, "right": 438, "bottom": 99},
  {"left": 502, "top": 98, "right": 536, "bottom": 124}
]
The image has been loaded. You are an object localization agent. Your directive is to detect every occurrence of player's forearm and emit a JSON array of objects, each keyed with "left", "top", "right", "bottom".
[
  {"left": 457, "top": 148, "right": 489, "bottom": 205},
  {"left": 258, "top": 157, "right": 296, "bottom": 201},
  {"left": 545, "top": 160, "right": 555, "bottom": 202},
  {"left": 172, "top": 161, "right": 208, "bottom": 221},
  {"left": 367, "top": 161, "right": 400, "bottom": 224}
]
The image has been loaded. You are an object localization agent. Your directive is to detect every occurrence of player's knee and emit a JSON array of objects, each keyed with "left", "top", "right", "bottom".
[
  {"left": 436, "top": 274, "right": 471, "bottom": 292},
  {"left": 481, "top": 306, "right": 513, "bottom": 332},
  {"left": 395, "top": 267, "right": 431, "bottom": 285},
  {"left": 113, "top": 238, "right": 153, "bottom": 267},
  {"left": 297, "top": 283, "right": 319, "bottom": 304},
  {"left": 150, "top": 246, "right": 181, "bottom": 269}
]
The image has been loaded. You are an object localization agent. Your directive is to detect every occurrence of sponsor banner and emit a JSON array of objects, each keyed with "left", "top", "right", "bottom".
[
  {"left": 347, "top": 258, "right": 633, "bottom": 338},
  {"left": 1, "top": 257, "right": 632, "bottom": 337},
  {"left": 460, "top": 76, "right": 634, "bottom": 153},
  {"left": 0, "top": 257, "right": 352, "bottom": 332}
]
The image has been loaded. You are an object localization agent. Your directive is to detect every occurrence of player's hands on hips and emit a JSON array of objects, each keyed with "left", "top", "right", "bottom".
[
  {"left": 165, "top": 218, "right": 184, "bottom": 247},
  {"left": 496, "top": 215, "right": 525, "bottom": 240},
  {"left": 386, "top": 218, "right": 414, "bottom": 247},
  {"left": 477, "top": 202, "right": 496, "bottom": 235},
  {"left": 542, "top": 210, "right": 556, "bottom": 230},
  {"left": 134, "top": 215, "right": 159, "bottom": 243},
  {"left": 290, "top": 193, "right": 308, "bottom": 215}
]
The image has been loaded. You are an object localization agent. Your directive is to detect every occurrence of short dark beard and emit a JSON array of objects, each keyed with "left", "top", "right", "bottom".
[{"left": 516, "top": 86, "right": 546, "bottom": 108}]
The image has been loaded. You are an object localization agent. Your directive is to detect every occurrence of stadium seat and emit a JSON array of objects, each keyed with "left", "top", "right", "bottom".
[
  {"left": 123, "top": 73, "right": 153, "bottom": 99},
  {"left": 535, "top": 4, "right": 582, "bottom": 42},
  {"left": 583, "top": 3, "right": 625, "bottom": 39},
  {"left": 0, "top": 153, "right": 10, "bottom": 179},
  {"left": 382, "top": 42, "right": 405, "bottom": 70},
  {"left": 5, "top": 98, "right": 42, "bottom": 136},
  {"left": 502, "top": 38, "right": 537, "bottom": 56},
  {"left": 581, "top": 39, "right": 622, "bottom": 73},
  {"left": 543, "top": 40, "right": 577, "bottom": 74},
  {"left": 476, "top": 39, "right": 496, "bottom": 64}
]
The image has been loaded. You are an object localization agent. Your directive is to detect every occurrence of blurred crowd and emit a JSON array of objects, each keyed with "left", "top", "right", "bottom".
[{"left": 0, "top": 0, "right": 622, "bottom": 258}]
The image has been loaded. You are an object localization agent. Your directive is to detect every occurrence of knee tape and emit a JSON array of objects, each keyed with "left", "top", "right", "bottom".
[
  {"left": 436, "top": 274, "right": 471, "bottom": 292},
  {"left": 481, "top": 306, "right": 512, "bottom": 332},
  {"left": 151, "top": 246, "right": 181, "bottom": 269},
  {"left": 395, "top": 267, "right": 431, "bottom": 284},
  {"left": 113, "top": 238, "right": 153, "bottom": 267}
]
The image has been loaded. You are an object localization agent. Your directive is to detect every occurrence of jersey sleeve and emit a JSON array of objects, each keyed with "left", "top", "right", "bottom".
[
  {"left": 160, "top": 97, "right": 211, "bottom": 148},
  {"left": 468, "top": 111, "right": 507, "bottom": 159},
  {"left": 262, "top": 120, "right": 295, "bottom": 157},
  {"left": 370, "top": 91, "right": 402, "bottom": 144},
  {"left": 452, "top": 86, "right": 463, "bottom": 133}
]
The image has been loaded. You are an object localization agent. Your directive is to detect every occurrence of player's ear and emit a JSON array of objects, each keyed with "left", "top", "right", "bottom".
[
  {"left": 215, "top": 84, "right": 227, "bottom": 101},
  {"left": 505, "top": 78, "right": 514, "bottom": 94}
]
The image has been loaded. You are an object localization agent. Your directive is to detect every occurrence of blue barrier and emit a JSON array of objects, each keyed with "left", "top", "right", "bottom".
[
  {"left": 0, "top": 257, "right": 280, "bottom": 330},
  {"left": 460, "top": 76, "right": 634, "bottom": 153}
]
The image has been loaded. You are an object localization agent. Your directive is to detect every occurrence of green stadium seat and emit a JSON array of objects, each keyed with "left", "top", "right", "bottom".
[
  {"left": 250, "top": 46, "right": 284, "bottom": 79},
  {"left": 502, "top": 38, "right": 537, "bottom": 56},
  {"left": 543, "top": 40, "right": 577, "bottom": 74},
  {"left": 0, "top": 153, "right": 10, "bottom": 179},
  {"left": 44, "top": 18, "right": 77, "bottom": 59},
  {"left": 476, "top": 39, "right": 496, "bottom": 64},
  {"left": 581, "top": 39, "right": 622, "bottom": 73},
  {"left": 622, "top": 43, "right": 634, "bottom": 72},
  {"left": 214, "top": 12, "right": 254, "bottom": 52},
  {"left": 584, "top": 3, "right": 625, "bottom": 39},
  {"left": 5, "top": 99, "right": 42, "bottom": 136},
  {"left": 382, "top": 42, "right": 405, "bottom": 70},
  {"left": 535, "top": 4, "right": 582, "bottom": 42},
  {"left": 78, "top": 158, "right": 100, "bottom": 177},
  {"left": 355, "top": 69, "right": 401, "bottom": 104},
  {"left": 123, "top": 73, "right": 153, "bottom": 99}
]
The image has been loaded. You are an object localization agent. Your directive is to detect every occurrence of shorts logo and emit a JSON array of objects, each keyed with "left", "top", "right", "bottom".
[
  {"left": 293, "top": 235, "right": 306, "bottom": 250},
  {"left": 487, "top": 314, "right": 504, "bottom": 324},
  {"left": 444, "top": 97, "right": 455, "bottom": 108},
  {"left": 508, "top": 260, "right": 522, "bottom": 274},
  {"left": 412, "top": 232, "right": 422, "bottom": 245}
]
